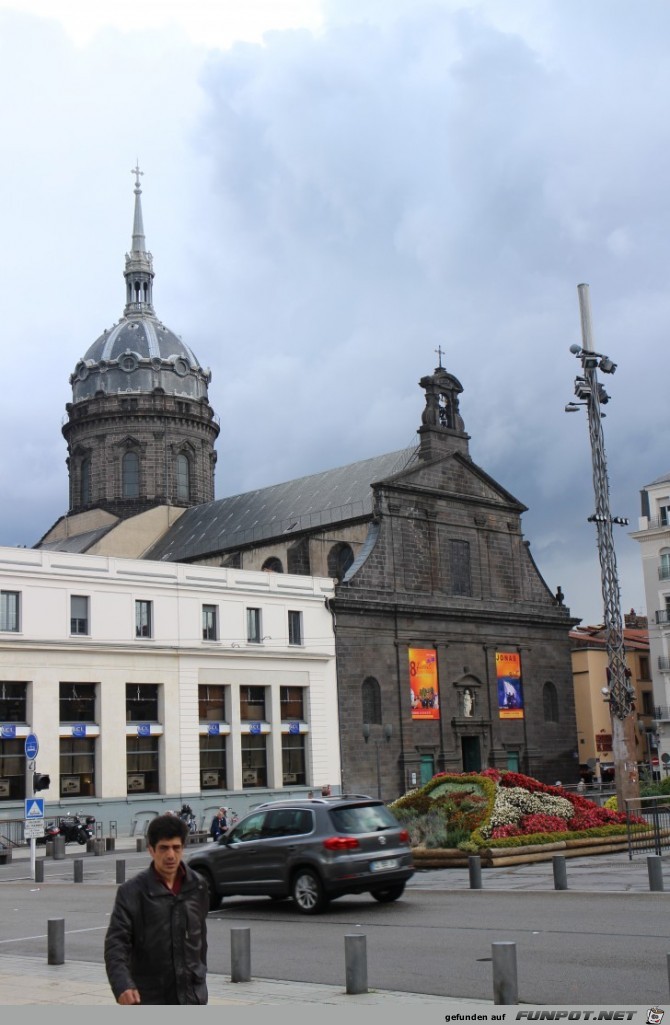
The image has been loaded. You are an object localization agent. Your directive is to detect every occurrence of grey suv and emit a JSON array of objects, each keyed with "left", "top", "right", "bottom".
[{"left": 187, "top": 794, "right": 414, "bottom": 914}]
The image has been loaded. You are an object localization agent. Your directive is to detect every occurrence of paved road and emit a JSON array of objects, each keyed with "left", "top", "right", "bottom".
[{"left": 0, "top": 843, "right": 669, "bottom": 1004}]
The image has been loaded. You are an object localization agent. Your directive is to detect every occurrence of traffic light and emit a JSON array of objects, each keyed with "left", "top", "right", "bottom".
[{"left": 33, "top": 772, "right": 50, "bottom": 792}]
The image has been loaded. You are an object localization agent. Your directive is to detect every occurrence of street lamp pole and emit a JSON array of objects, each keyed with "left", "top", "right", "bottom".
[{"left": 567, "top": 283, "right": 639, "bottom": 809}]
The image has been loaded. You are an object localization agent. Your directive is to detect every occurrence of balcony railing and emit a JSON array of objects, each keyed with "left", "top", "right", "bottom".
[
  {"left": 655, "top": 610, "right": 670, "bottom": 625},
  {"left": 654, "top": 706, "right": 670, "bottom": 721},
  {"left": 659, "top": 657, "right": 670, "bottom": 672}
]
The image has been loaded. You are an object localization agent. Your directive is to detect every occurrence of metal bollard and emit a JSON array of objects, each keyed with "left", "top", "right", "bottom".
[
  {"left": 116, "top": 860, "right": 126, "bottom": 885},
  {"left": 93, "top": 839, "right": 106, "bottom": 856},
  {"left": 492, "top": 941, "right": 518, "bottom": 1005},
  {"left": 648, "top": 855, "right": 664, "bottom": 892},
  {"left": 230, "top": 927, "right": 251, "bottom": 983},
  {"left": 73, "top": 859, "right": 84, "bottom": 883},
  {"left": 468, "top": 854, "right": 482, "bottom": 889},
  {"left": 552, "top": 855, "right": 568, "bottom": 890},
  {"left": 345, "top": 934, "right": 368, "bottom": 995},
  {"left": 48, "top": 918, "right": 65, "bottom": 965},
  {"left": 53, "top": 836, "right": 66, "bottom": 860},
  {"left": 34, "top": 860, "right": 44, "bottom": 883},
  {"left": 105, "top": 837, "right": 116, "bottom": 852}
]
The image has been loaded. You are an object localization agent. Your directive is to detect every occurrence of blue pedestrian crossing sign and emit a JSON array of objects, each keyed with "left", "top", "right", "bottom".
[
  {"left": 25, "top": 798, "right": 44, "bottom": 819},
  {"left": 24, "top": 733, "right": 39, "bottom": 760}
]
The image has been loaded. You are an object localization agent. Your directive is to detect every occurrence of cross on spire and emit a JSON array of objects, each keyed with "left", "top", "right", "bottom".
[
  {"left": 131, "top": 162, "right": 143, "bottom": 189},
  {"left": 435, "top": 345, "right": 444, "bottom": 368}
]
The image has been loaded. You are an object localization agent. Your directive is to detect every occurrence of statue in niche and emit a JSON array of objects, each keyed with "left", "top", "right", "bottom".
[{"left": 463, "top": 688, "right": 474, "bottom": 718}]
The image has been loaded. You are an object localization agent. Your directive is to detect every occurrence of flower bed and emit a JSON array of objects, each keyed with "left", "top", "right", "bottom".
[{"left": 389, "top": 769, "right": 644, "bottom": 861}]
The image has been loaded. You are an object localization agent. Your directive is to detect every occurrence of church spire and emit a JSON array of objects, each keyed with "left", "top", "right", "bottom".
[{"left": 124, "top": 163, "right": 155, "bottom": 315}]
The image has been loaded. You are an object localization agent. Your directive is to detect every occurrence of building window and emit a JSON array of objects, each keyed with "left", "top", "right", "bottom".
[
  {"left": 200, "top": 734, "right": 227, "bottom": 789},
  {"left": 661, "top": 505, "right": 670, "bottom": 527},
  {"left": 126, "top": 735, "right": 159, "bottom": 794},
  {"left": 362, "top": 677, "right": 382, "bottom": 724},
  {"left": 639, "top": 656, "right": 650, "bottom": 681},
  {"left": 122, "top": 451, "right": 140, "bottom": 498},
  {"left": 199, "top": 684, "right": 226, "bottom": 722},
  {"left": 59, "top": 683, "right": 96, "bottom": 723},
  {"left": 0, "top": 683, "right": 27, "bottom": 722},
  {"left": 450, "top": 540, "right": 472, "bottom": 596},
  {"left": 0, "top": 591, "right": 19, "bottom": 632},
  {"left": 543, "top": 681, "right": 559, "bottom": 723},
  {"left": 327, "top": 542, "right": 354, "bottom": 582},
  {"left": 60, "top": 738, "right": 95, "bottom": 797},
  {"left": 80, "top": 458, "right": 91, "bottom": 506},
  {"left": 126, "top": 683, "right": 159, "bottom": 722},
  {"left": 241, "top": 734, "right": 267, "bottom": 788},
  {"left": 135, "top": 600, "right": 152, "bottom": 638},
  {"left": 661, "top": 551, "right": 670, "bottom": 580},
  {"left": 281, "top": 686, "right": 304, "bottom": 720},
  {"left": 240, "top": 686, "right": 266, "bottom": 720},
  {"left": 0, "top": 739, "right": 25, "bottom": 800},
  {"left": 70, "top": 595, "right": 90, "bottom": 635},
  {"left": 282, "top": 734, "right": 306, "bottom": 785},
  {"left": 262, "top": 557, "right": 283, "bottom": 573},
  {"left": 176, "top": 453, "right": 190, "bottom": 503},
  {"left": 288, "top": 610, "right": 303, "bottom": 646},
  {"left": 641, "top": 691, "right": 655, "bottom": 716},
  {"left": 246, "top": 607, "right": 262, "bottom": 644},
  {"left": 202, "top": 604, "right": 218, "bottom": 641}
]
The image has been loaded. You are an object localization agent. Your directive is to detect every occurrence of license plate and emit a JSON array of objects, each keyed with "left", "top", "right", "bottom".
[{"left": 370, "top": 858, "right": 399, "bottom": 872}]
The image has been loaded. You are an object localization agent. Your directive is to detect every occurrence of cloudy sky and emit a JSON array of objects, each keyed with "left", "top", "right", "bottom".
[{"left": 0, "top": 0, "right": 666, "bottom": 626}]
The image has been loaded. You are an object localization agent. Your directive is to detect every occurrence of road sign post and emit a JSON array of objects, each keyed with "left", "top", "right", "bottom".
[{"left": 24, "top": 734, "right": 41, "bottom": 879}]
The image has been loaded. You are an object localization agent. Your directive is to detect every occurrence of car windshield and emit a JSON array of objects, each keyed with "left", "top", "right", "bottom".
[{"left": 329, "top": 804, "right": 398, "bottom": 834}]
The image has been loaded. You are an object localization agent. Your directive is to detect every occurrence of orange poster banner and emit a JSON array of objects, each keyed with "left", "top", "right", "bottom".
[
  {"left": 496, "top": 651, "right": 524, "bottom": 720},
  {"left": 409, "top": 647, "right": 440, "bottom": 720}
]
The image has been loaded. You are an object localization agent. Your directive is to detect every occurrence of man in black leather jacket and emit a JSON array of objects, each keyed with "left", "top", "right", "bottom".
[{"left": 104, "top": 813, "right": 209, "bottom": 1004}]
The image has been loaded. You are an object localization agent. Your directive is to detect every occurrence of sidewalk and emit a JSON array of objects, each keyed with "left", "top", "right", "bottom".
[{"left": 0, "top": 952, "right": 494, "bottom": 1009}]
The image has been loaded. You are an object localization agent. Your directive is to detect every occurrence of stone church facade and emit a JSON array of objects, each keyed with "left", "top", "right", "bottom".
[{"left": 38, "top": 174, "right": 579, "bottom": 803}]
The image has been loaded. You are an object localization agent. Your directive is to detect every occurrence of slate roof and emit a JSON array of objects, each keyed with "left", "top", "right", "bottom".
[{"left": 144, "top": 447, "right": 419, "bottom": 563}]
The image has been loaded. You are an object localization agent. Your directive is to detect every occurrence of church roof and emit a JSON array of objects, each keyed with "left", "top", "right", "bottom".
[{"left": 144, "top": 447, "right": 419, "bottom": 563}]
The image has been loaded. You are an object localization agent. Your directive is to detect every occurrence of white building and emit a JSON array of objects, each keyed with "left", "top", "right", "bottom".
[
  {"left": 631, "top": 473, "right": 670, "bottom": 770},
  {"left": 0, "top": 547, "right": 338, "bottom": 832}
]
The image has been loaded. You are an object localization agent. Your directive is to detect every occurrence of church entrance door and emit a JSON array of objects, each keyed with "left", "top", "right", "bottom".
[{"left": 461, "top": 736, "right": 481, "bottom": 772}]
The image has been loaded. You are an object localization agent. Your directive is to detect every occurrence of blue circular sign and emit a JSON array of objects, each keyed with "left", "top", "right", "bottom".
[{"left": 24, "top": 733, "right": 39, "bottom": 759}]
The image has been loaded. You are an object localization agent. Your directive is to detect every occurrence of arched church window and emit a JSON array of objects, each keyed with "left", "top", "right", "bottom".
[
  {"left": 328, "top": 542, "right": 354, "bottom": 582},
  {"left": 80, "top": 458, "right": 91, "bottom": 506},
  {"left": 122, "top": 451, "right": 140, "bottom": 499},
  {"left": 176, "top": 453, "right": 190, "bottom": 502},
  {"left": 262, "top": 557, "right": 284, "bottom": 573},
  {"left": 543, "top": 681, "right": 559, "bottom": 723},
  {"left": 362, "top": 677, "right": 382, "bottom": 724}
]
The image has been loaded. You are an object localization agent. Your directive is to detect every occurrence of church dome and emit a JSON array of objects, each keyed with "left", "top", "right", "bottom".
[
  {"left": 69, "top": 166, "right": 212, "bottom": 404},
  {"left": 71, "top": 316, "right": 211, "bottom": 403}
]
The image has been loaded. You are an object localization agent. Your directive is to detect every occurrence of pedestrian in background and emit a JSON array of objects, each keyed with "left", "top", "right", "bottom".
[
  {"left": 210, "top": 807, "right": 228, "bottom": 841},
  {"left": 104, "top": 813, "right": 209, "bottom": 1005}
]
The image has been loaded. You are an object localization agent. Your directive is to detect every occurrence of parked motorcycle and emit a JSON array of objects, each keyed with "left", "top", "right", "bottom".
[
  {"left": 58, "top": 814, "right": 95, "bottom": 844},
  {"left": 177, "top": 803, "right": 198, "bottom": 833},
  {"left": 37, "top": 813, "right": 95, "bottom": 845}
]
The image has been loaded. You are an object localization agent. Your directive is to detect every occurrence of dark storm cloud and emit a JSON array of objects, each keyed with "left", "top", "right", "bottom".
[{"left": 1, "top": 1, "right": 667, "bottom": 624}]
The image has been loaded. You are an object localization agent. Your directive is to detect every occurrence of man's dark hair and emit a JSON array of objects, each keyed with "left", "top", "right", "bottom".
[{"left": 147, "top": 813, "right": 189, "bottom": 848}]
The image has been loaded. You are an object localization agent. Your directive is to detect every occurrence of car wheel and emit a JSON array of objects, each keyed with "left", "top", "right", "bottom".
[
  {"left": 291, "top": 868, "right": 328, "bottom": 914},
  {"left": 194, "top": 869, "right": 221, "bottom": 911},
  {"left": 371, "top": 883, "right": 405, "bottom": 903}
]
